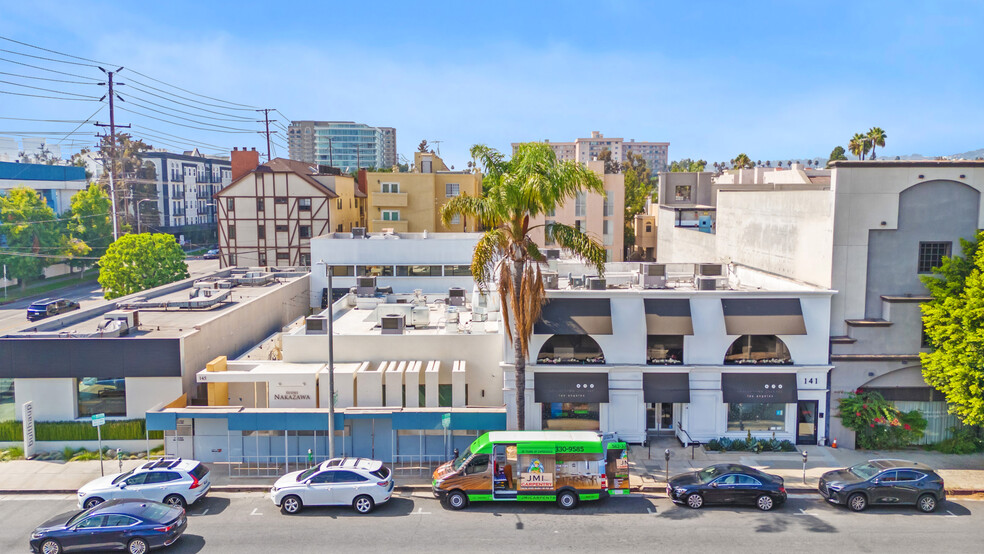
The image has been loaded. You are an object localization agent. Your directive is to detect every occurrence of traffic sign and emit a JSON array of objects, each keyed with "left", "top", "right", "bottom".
[
  {"left": 91, "top": 413, "right": 106, "bottom": 427},
  {"left": 441, "top": 413, "right": 451, "bottom": 429}
]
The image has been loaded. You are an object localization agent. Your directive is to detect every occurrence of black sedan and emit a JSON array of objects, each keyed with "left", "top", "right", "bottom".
[
  {"left": 667, "top": 463, "right": 787, "bottom": 511},
  {"left": 30, "top": 499, "right": 186, "bottom": 554},
  {"left": 819, "top": 458, "right": 945, "bottom": 513}
]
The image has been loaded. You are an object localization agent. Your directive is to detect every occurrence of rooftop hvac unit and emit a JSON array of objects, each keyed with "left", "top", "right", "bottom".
[
  {"left": 542, "top": 271, "right": 559, "bottom": 290},
  {"left": 448, "top": 287, "right": 466, "bottom": 306},
  {"left": 351, "top": 227, "right": 366, "bottom": 238},
  {"left": 697, "top": 276, "right": 717, "bottom": 291},
  {"left": 544, "top": 248, "right": 561, "bottom": 260},
  {"left": 306, "top": 316, "right": 328, "bottom": 335},
  {"left": 640, "top": 263, "right": 667, "bottom": 288},
  {"left": 569, "top": 274, "right": 585, "bottom": 289},
  {"left": 587, "top": 277, "right": 607, "bottom": 290},
  {"left": 356, "top": 276, "right": 377, "bottom": 297},
  {"left": 380, "top": 314, "right": 405, "bottom": 335},
  {"left": 699, "top": 264, "right": 723, "bottom": 277}
]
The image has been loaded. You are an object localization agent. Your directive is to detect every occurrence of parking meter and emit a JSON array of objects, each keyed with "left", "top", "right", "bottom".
[
  {"left": 664, "top": 448, "right": 671, "bottom": 485},
  {"left": 307, "top": 448, "right": 313, "bottom": 465},
  {"left": 802, "top": 451, "right": 808, "bottom": 484}
]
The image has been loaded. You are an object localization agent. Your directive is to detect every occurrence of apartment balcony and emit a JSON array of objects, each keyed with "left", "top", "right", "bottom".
[
  {"left": 370, "top": 219, "right": 409, "bottom": 233},
  {"left": 371, "top": 192, "right": 408, "bottom": 207}
]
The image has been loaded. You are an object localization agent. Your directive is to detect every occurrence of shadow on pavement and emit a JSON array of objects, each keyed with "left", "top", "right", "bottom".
[
  {"left": 189, "top": 496, "right": 230, "bottom": 517},
  {"left": 169, "top": 534, "right": 206, "bottom": 553},
  {"left": 433, "top": 496, "right": 660, "bottom": 516},
  {"left": 837, "top": 499, "right": 973, "bottom": 517},
  {"left": 287, "top": 496, "right": 415, "bottom": 518}
]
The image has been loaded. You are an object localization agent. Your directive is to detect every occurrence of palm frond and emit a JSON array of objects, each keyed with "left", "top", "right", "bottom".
[
  {"left": 548, "top": 221, "right": 607, "bottom": 276},
  {"left": 470, "top": 144, "right": 506, "bottom": 178},
  {"left": 471, "top": 229, "right": 508, "bottom": 287},
  {"left": 440, "top": 194, "right": 502, "bottom": 229}
]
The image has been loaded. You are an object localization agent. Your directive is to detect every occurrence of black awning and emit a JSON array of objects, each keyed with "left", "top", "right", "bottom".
[
  {"left": 534, "top": 372, "right": 610, "bottom": 403},
  {"left": 722, "top": 298, "right": 807, "bottom": 335},
  {"left": 861, "top": 387, "right": 945, "bottom": 402},
  {"left": 644, "top": 299, "right": 694, "bottom": 335},
  {"left": 722, "top": 373, "right": 797, "bottom": 403},
  {"left": 643, "top": 372, "right": 691, "bottom": 403},
  {"left": 534, "top": 298, "right": 613, "bottom": 335}
]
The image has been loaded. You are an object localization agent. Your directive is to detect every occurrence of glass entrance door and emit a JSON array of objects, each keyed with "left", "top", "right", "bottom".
[
  {"left": 647, "top": 403, "right": 675, "bottom": 432},
  {"left": 796, "top": 400, "right": 818, "bottom": 445}
]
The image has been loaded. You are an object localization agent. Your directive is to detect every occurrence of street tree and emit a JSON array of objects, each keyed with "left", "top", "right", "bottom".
[
  {"left": 441, "top": 143, "right": 606, "bottom": 429},
  {"left": 920, "top": 231, "right": 984, "bottom": 425},
  {"left": 848, "top": 132, "right": 870, "bottom": 160},
  {"left": 97, "top": 233, "right": 189, "bottom": 300},
  {"left": 623, "top": 152, "right": 657, "bottom": 251},
  {"left": 670, "top": 158, "right": 707, "bottom": 172},
  {"left": 65, "top": 184, "right": 113, "bottom": 277},
  {"left": 827, "top": 146, "right": 848, "bottom": 167},
  {"left": 0, "top": 187, "right": 62, "bottom": 290},
  {"left": 97, "top": 132, "right": 154, "bottom": 230},
  {"left": 867, "top": 127, "right": 887, "bottom": 159},
  {"left": 730, "top": 153, "right": 753, "bottom": 169}
]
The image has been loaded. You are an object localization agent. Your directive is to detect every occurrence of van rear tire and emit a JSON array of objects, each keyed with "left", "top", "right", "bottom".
[{"left": 557, "top": 490, "right": 579, "bottom": 510}]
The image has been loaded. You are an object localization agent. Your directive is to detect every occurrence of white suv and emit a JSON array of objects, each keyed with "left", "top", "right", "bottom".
[
  {"left": 78, "top": 458, "right": 211, "bottom": 510},
  {"left": 271, "top": 457, "right": 394, "bottom": 514}
]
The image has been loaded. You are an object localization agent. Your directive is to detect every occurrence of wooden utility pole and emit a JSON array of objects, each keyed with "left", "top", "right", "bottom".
[
  {"left": 95, "top": 67, "right": 129, "bottom": 241},
  {"left": 256, "top": 109, "right": 277, "bottom": 161}
]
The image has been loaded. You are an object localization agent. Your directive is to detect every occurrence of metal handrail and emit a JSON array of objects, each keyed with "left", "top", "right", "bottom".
[{"left": 677, "top": 421, "right": 701, "bottom": 459}]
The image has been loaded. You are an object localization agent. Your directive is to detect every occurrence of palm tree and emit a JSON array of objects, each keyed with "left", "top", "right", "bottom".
[
  {"left": 731, "top": 153, "right": 753, "bottom": 169},
  {"left": 441, "top": 143, "right": 606, "bottom": 430},
  {"left": 867, "top": 127, "right": 887, "bottom": 159},
  {"left": 848, "top": 133, "right": 868, "bottom": 160}
]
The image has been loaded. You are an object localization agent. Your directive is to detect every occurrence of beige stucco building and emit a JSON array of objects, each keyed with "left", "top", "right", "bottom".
[
  {"left": 364, "top": 152, "right": 480, "bottom": 233},
  {"left": 512, "top": 131, "right": 670, "bottom": 173}
]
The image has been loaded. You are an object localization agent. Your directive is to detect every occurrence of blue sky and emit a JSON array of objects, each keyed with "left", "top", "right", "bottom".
[{"left": 1, "top": 0, "right": 983, "bottom": 166}]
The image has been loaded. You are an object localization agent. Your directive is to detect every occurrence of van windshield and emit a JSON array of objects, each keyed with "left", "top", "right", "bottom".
[{"left": 452, "top": 447, "right": 473, "bottom": 471}]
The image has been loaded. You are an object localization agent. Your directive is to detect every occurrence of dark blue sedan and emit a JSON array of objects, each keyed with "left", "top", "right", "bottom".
[{"left": 30, "top": 499, "right": 186, "bottom": 554}]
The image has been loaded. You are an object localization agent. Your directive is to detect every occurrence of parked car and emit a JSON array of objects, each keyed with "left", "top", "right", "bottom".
[
  {"left": 271, "top": 457, "right": 393, "bottom": 514},
  {"left": 667, "top": 463, "right": 787, "bottom": 511},
  {"left": 26, "top": 298, "right": 80, "bottom": 321},
  {"left": 77, "top": 458, "right": 211, "bottom": 510},
  {"left": 29, "top": 498, "right": 186, "bottom": 554},
  {"left": 819, "top": 459, "right": 945, "bottom": 512},
  {"left": 203, "top": 248, "right": 220, "bottom": 259}
]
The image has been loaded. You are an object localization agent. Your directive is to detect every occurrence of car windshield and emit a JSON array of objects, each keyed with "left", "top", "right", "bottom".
[
  {"left": 111, "top": 470, "right": 135, "bottom": 485},
  {"left": 697, "top": 466, "right": 723, "bottom": 483},
  {"left": 848, "top": 463, "right": 881, "bottom": 480},
  {"left": 452, "top": 447, "right": 473, "bottom": 471},
  {"left": 297, "top": 467, "right": 320, "bottom": 482}
]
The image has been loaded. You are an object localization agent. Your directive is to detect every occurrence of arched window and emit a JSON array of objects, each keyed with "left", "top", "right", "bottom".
[
  {"left": 724, "top": 335, "right": 791, "bottom": 365},
  {"left": 537, "top": 335, "right": 606, "bottom": 365},
  {"left": 647, "top": 335, "right": 684, "bottom": 365}
]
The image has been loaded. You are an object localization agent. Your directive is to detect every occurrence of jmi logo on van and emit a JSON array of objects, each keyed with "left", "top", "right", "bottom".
[{"left": 520, "top": 458, "right": 553, "bottom": 490}]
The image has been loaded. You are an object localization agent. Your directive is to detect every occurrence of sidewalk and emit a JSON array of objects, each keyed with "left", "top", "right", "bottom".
[{"left": 1, "top": 444, "right": 982, "bottom": 496}]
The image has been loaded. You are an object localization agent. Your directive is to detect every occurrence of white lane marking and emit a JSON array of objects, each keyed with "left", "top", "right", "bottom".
[
  {"left": 415, "top": 507, "right": 432, "bottom": 515},
  {"left": 646, "top": 507, "right": 658, "bottom": 515},
  {"left": 197, "top": 508, "right": 209, "bottom": 516},
  {"left": 945, "top": 510, "right": 957, "bottom": 517},
  {"left": 786, "top": 494, "right": 816, "bottom": 499},
  {"left": 250, "top": 508, "right": 263, "bottom": 516}
]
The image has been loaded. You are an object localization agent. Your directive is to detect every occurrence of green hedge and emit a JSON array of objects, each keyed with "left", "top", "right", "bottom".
[{"left": 0, "top": 420, "right": 163, "bottom": 441}]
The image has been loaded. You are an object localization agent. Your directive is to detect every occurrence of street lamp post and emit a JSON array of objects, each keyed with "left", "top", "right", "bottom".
[
  {"left": 135, "top": 199, "right": 156, "bottom": 235},
  {"left": 316, "top": 260, "right": 337, "bottom": 459}
]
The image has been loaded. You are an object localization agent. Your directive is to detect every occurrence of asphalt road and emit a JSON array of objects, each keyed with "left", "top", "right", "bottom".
[
  {"left": 1, "top": 493, "right": 980, "bottom": 553},
  {"left": 0, "top": 259, "right": 219, "bottom": 334}
]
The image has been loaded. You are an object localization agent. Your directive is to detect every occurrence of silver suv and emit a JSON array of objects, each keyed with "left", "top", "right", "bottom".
[{"left": 78, "top": 458, "right": 211, "bottom": 510}]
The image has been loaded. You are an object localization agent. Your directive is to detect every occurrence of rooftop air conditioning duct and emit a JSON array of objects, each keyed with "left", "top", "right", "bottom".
[
  {"left": 699, "top": 264, "right": 723, "bottom": 277},
  {"left": 542, "top": 271, "right": 559, "bottom": 290},
  {"left": 306, "top": 316, "right": 328, "bottom": 335},
  {"left": 697, "top": 276, "right": 717, "bottom": 291},
  {"left": 380, "top": 314, "right": 405, "bottom": 335},
  {"left": 448, "top": 287, "right": 466, "bottom": 307},
  {"left": 356, "top": 276, "right": 377, "bottom": 297},
  {"left": 640, "top": 263, "right": 667, "bottom": 288},
  {"left": 352, "top": 227, "right": 366, "bottom": 238}
]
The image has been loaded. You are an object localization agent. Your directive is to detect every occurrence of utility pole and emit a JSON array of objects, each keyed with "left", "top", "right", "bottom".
[
  {"left": 256, "top": 109, "right": 277, "bottom": 162},
  {"left": 95, "top": 67, "right": 129, "bottom": 242}
]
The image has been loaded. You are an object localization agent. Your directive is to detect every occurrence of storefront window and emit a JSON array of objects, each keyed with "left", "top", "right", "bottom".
[
  {"left": 647, "top": 335, "right": 684, "bottom": 365},
  {"left": 0, "top": 378, "right": 14, "bottom": 421},
  {"left": 727, "top": 403, "right": 786, "bottom": 432},
  {"left": 724, "top": 335, "right": 792, "bottom": 365},
  {"left": 542, "top": 402, "right": 600, "bottom": 431},
  {"left": 536, "top": 335, "right": 605, "bottom": 364},
  {"left": 357, "top": 265, "right": 394, "bottom": 277},
  {"left": 78, "top": 378, "right": 126, "bottom": 417}
]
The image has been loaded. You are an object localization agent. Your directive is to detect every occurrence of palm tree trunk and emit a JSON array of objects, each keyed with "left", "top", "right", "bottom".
[{"left": 512, "top": 258, "right": 526, "bottom": 430}]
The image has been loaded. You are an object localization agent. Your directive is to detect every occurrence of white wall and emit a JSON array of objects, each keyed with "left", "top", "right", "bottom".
[
  {"left": 125, "top": 377, "right": 183, "bottom": 416},
  {"left": 14, "top": 378, "right": 77, "bottom": 421}
]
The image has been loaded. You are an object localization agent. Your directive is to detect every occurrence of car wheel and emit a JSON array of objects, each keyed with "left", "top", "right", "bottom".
[
  {"left": 353, "top": 494, "right": 375, "bottom": 514},
  {"left": 686, "top": 493, "right": 704, "bottom": 509},
  {"left": 557, "top": 490, "right": 579, "bottom": 510},
  {"left": 127, "top": 538, "right": 149, "bottom": 554},
  {"left": 447, "top": 490, "right": 468, "bottom": 510},
  {"left": 848, "top": 493, "right": 867, "bottom": 512},
  {"left": 40, "top": 539, "right": 61, "bottom": 554},
  {"left": 163, "top": 494, "right": 186, "bottom": 509},
  {"left": 756, "top": 494, "right": 775, "bottom": 511},
  {"left": 917, "top": 494, "right": 938, "bottom": 513},
  {"left": 83, "top": 497, "right": 104, "bottom": 509},
  {"left": 281, "top": 495, "right": 302, "bottom": 514}
]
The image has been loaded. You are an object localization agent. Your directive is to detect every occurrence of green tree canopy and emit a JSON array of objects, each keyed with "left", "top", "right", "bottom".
[
  {"left": 0, "top": 186, "right": 62, "bottom": 290},
  {"left": 597, "top": 148, "right": 621, "bottom": 174},
  {"left": 97, "top": 233, "right": 189, "bottom": 300},
  {"left": 670, "top": 158, "right": 707, "bottom": 172},
  {"left": 827, "top": 146, "right": 848, "bottom": 167},
  {"left": 867, "top": 127, "right": 887, "bottom": 160},
  {"left": 441, "top": 142, "right": 606, "bottom": 429},
  {"left": 65, "top": 184, "right": 113, "bottom": 276},
  {"left": 730, "top": 153, "right": 753, "bottom": 169},
  {"left": 921, "top": 231, "right": 984, "bottom": 425},
  {"left": 623, "top": 152, "right": 657, "bottom": 250}
]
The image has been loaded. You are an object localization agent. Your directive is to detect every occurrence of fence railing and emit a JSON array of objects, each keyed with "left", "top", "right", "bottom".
[
  {"left": 391, "top": 455, "right": 449, "bottom": 476},
  {"left": 227, "top": 455, "right": 316, "bottom": 478}
]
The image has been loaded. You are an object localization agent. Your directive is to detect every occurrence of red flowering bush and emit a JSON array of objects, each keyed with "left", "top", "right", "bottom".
[{"left": 838, "top": 390, "right": 928, "bottom": 449}]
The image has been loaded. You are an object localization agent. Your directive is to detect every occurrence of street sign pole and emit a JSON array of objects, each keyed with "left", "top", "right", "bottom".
[{"left": 92, "top": 413, "right": 106, "bottom": 476}]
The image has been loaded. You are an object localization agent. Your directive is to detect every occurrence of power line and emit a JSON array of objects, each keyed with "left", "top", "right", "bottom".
[
  {"left": 130, "top": 124, "right": 231, "bottom": 151},
  {"left": 0, "top": 47, "right": 99, "bottom": 68},
  {"left": 0, "top": 78, "right": 101, "bottom": 98},
  {"left": 0, "top": 35, "right": 111, "bottom": 66},
  {"left": 125, "top": 77, "right": 257, "bottom": 113},
  {"left": 124, "top": 96, "right": 258, "bottom": 127},
  {"left": 55, "top": 105, "right": 104, "bottom": 145},
  {"left": 124, "top": 71, "right": 258, "bottom": 109},
  {"left": 0, "top": 211, "right": 111, "bottom": 225},
  {"left": 0, "top": 250, "right": 102, "bottom": 261},
  {"left": 0, "top": 70, "right": 98, "bottom": 85},
  {"left": 0, "top": 56, "right": 100, "bottom": 80},
  {"left": 0, "top": 116, "right": 89, "bottom": 123},
  {"left": 0, "top": 89, "right": 99, "bottom": 101},
  {"left": 115, "top": 105, "right": 256, "bottom": 133},
  {"left": 125, "top": 81, "right": 256, "bottom": 120}
]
